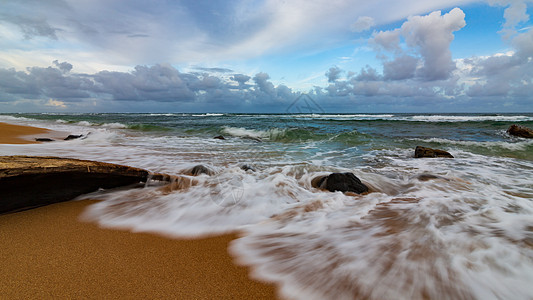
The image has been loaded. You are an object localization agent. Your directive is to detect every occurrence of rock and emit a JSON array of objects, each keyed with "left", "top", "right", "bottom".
[
  {"left": 187, "top": 165, "right": 214, "bottom": 176},
  {"left": 507, "top": 124, "right": 533, "bottom": 138},
  {"left": 240, "top": 164, "right": 255, "bottom": 172},
  {"left": 64, "top": 134, "right": 83, "bottom": 140},
  {"left": 0, "top": 156, "right": 152, "bottom": 214},
  {"left": 311, "top": 172, "right": 368, "bottom": 194},
  {"left": 415, "top": 174, "right": 448, "bottom": 181},
  {"left": 214, "top": 135, "right": 225, "bottom": 140},
  {"left": 311, "top": 175, "right": 328, "bottom": 189},
  {"left": 35, "top": 138, "right": 54, "bottom": 142},
  {"left": 414, "top": 146, "right": 454, "bottom": 158}
]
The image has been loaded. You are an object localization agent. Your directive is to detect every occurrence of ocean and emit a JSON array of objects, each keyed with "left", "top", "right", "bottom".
[{"left": 1, "top": 112, "right": 533, "bottom": 299}]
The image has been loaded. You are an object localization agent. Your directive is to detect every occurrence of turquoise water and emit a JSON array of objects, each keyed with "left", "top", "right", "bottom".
[
  {"left": 1, "top": 113, "right": 533, "bottom": 299},
  {"left": 6, "top": 112, "right": 533, "bottom": 161}
]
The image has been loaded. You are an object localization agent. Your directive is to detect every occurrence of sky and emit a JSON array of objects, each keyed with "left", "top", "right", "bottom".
[{"left": 0, "top": 0, "right": 532, "bottom": 113}]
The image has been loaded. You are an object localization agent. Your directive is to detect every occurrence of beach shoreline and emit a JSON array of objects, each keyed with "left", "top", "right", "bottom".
[
  {"left": 0, "top": 122, "right": 50, "bottom": 144},
  {"left": 0, "top": 122, "right": 277, "bottom": 299}
]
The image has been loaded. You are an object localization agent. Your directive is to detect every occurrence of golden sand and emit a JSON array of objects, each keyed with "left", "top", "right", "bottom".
[
  {"left": 0, "top": 122, "right": 277, "bottom": 299},
  {"left": 0, "top": 122, "right": 50, "bottom": 144}
]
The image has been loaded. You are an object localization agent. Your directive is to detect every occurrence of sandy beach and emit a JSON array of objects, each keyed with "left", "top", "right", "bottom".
[
  {"left": 0, "top": 122, "right": 276, "bottom": 299},
  {"left": 0, "top": 122, "right": 51, "bottom": 144}
]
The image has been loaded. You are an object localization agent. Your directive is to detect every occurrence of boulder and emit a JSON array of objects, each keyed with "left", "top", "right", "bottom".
[
  {"left": 0, "top": 156, "right": 153, "bottom": 214},
  {"left": 414, "top": 146, "right": 454, "bottom": 158},
  {"left": 64, "top": 134, "right": 83, "bottom": 140},
  {"left": 187, "top": 165, "right": 214, "bottom": 176},
  {"left": 240, "top": 164, "right": 255, "bottom": 172},
  {"left": 213, "top": 135, "right": 226, "bottom": 140},
  {"left": 311, "top": 172, "right": 368, "bottom": 194},
  {"left": 507, "top": 124, "right": 533, "bottom": 138}
]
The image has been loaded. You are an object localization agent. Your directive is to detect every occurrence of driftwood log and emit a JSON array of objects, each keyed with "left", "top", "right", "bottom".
[{"left": 0, "top": 156, "right": 161, "bottom": 214}]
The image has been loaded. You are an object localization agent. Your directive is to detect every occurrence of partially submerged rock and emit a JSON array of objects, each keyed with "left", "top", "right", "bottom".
[
  {"left": 507, "top": 124, "right": 533, "bottom": 138},
  {"left": 240, "top": 164, "right": 256, "bottom": 172},
  {"left": 312, "top": 172, "right": 369, "bottom": 194},
  {"left": 213, "top": 135, "right": 225, "bottom": 140},
  {"left": 35, "top": 138, "right": 55, "bottom": 142},
  {"left": 414, "top": 146, "right": 454, "bottom": 158},
  {"left": 186, "top": 165, "right": 214, "bottom": 176},
  {"left": 0, "top": 156, "right": 152, "bottom": 214},
  {"left": 64, "top": 134, "right": 83, "bottom": 140},
  {"left": 415, "top": 174, "right": 448, "bottom": 181}
]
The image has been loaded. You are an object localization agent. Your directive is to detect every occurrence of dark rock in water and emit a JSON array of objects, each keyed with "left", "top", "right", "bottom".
[
  {"left": 414, "top": 146, "right": 454, "bottom": 158},
  {"left": 35, "top": 138, "right": 54, "bottom": 142},
  {"left": 0, "top": 156, "right": 152, "bottom": 214},
  {"left": 214, "top": 135, "right": 225, "bottom": 140},
  {"left": 311, "top": 172, "right": 368, "bottom": 194},
  {"left": 188, "top": 165, "right": 214, "bottom": 176},
  {"left": 311, "top": 175, "right": 328, "bottom": 189},
  {"left": 240, "top": 164, "right": 255, "bottom": 172},
  {"left": 507, "top": 124, "right": 533, "bottom": 138},
  {"left": 64, "top": 134, "right": 83, "bottom": 140},
  {"left": 415, "top": 174, "right": 448, "bottom": 181}
]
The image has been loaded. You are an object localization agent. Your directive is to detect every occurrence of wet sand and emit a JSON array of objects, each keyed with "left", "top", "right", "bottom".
[
  {"left": 0, "top": 122, "right": 50, "bottom": 144},
  {"left": 0, "top": 122, "right": 277, "bottom": 299}
]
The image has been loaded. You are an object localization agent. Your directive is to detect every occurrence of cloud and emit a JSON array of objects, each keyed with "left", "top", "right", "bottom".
[
  {"left": 320, "top": 6, "right": 530, "bottom": 110},
  {"left": 193, "top": 67, "right": 234, "bottom": 73},
  {"left": 46, "top": 99, "right": 67, "bottom": 108},
  {"left": 351, "top": 16, "right": 375, "bottom": 32},
  {"left": 0, "top": 0, "right": 480, "bottom": 69},
  {"left": 371, "top": 8, "right": 466, "bottom": 81},
  {"left": 231, "top": 74, "right": 252, "bottom": 89},
  {"left": 464, "top": 33, "right": 533, "bottom": 97},
  {"left": 0, "top": 62, "right": 301, "bottom": 111},
  {"left": 383, "top": 55, "right": 419, "bottom": 80},
  {"left": 402, "top": 8, "right": 466, "bottom": 80},
  {"left": 371, "top": 29, "right": 402, "bottom": 53},
  {"left": 53, "top": 60, "right": 73, "bottom": 73},
  {"left": 325, "top": 66, "right": 343, "bottom": 82},
  {"left": 489, "top": 0, "right": 532, "bottom": 37},
  {"left": 0, "top": 14, "right": 58, "bottom": 39}
]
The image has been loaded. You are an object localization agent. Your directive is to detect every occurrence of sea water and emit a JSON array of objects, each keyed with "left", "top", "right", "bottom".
[{"left": 1, "top": 113, "right": 532, "bottom": 299}]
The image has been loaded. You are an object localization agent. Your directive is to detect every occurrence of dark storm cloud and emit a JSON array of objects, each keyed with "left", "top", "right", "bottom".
[{"left": 0, "top": 62, "right": 300, "bottom": 109}]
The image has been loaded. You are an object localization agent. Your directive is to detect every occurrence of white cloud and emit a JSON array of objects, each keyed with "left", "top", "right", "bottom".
[
  {"left": 0, "top": 0, "right": 479, "bottom": 70},
  {"left": 371, "top": 8, "right": 466, "bottom": 81},
  {"left": 351, "top": 16, "right": 375, "bottom": 32},
  {"left": 402, "top": 7, "right": 466, "bottom": 80},
  {"left": 46, "top": 99, "right": 67, "bottom": 108},
  {"left": 489, "top": 0, "right": 533, "bottom": 38}
]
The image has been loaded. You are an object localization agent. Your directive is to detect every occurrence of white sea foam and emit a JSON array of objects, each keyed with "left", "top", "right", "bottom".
[
  {"left": 0, "top": 115, "right": 33, "bottom": 123},
  {"left": 192, "top": 113, "right": 224, "bottom": 117},
  {"left": 407, "top": 115, "right": 533, "bottom": 122},
  {"left": 101, "top": 122, "right": 128, "bottom": 129},
  {"left": 291, "top": 114, "right": 395, "bottom": 120},
  {"left": 148, "top": 113, "right": 177, "bottom": 116},
  {"left": 230, "top": 152, "right": 533, "bottom": 300},
  {"left": 222, "top": 126, "right": 287, "bottom": 141},
  {"left": 76, "top": 121, "right": 93, "bottom": 126},
  {"left": 409, "top": 137, "right": 533, "bottom": 151}
]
